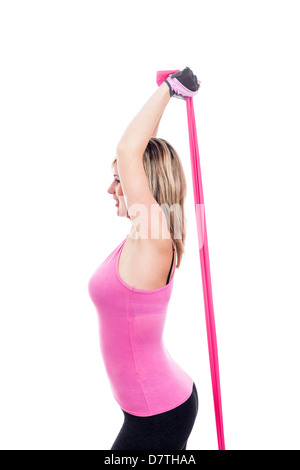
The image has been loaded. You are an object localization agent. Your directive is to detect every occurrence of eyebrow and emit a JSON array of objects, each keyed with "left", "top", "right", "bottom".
[{"left": 113, "top": 174, "right": 119, "bottom": 178}]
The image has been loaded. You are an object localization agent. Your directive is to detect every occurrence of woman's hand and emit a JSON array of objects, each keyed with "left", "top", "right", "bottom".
[{"left": 164, "top": 67, "right": 200, "bottom": 100}]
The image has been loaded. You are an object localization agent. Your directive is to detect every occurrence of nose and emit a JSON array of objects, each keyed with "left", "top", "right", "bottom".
[{"left": 107, "top": 182, "right": 114, "bottom": 194}]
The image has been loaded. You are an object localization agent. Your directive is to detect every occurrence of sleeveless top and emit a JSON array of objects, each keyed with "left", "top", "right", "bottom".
[{"left": 88, "top": 237, "right": 194, "bottom": 417}]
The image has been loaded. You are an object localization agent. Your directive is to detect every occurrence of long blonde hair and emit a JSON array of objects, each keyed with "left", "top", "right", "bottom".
[{"left": 111, "top": 137, "right": 187, "bottom": 268}]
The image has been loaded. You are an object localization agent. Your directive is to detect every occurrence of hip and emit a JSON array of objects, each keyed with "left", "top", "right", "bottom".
[{"left": 122, "top": 382, "right": 198, "bottom": 423}]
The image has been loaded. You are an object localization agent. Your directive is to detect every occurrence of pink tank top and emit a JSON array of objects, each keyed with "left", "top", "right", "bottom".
[{"left": 88, "top": 237, "right": 194, "bottom": 417}]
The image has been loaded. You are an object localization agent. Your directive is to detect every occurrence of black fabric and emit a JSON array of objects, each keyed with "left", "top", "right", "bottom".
[
  {"left": 111, "top": 383, "right": 198, "bottom": 450},
  {"left": 166, "top": 242, "right": 175, "bottom": 285},
  {"left": 170, "top": 67, "right": 199, "bottom": 92},
  {"left": 164, "top": 67, "right": 199, "bottom": 98}
]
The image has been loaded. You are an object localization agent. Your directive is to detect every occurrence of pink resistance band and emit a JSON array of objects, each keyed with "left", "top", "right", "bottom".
[{"left": 156, "top": 70, "right": 226, "bottom": 451}]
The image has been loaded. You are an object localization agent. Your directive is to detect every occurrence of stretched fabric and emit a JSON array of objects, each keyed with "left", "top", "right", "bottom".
[{"left": 156, "top": 70, "right": 226, "bottom": 451}]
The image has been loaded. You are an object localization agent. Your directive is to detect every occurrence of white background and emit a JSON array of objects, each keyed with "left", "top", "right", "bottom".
[{"left": 0, "top": 0, "right": 299, "bottom": 450}]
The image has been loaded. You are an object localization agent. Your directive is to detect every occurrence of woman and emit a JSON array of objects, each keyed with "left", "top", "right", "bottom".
[{"left": 88, "top": 67, "right": 200, "bottom": 450}]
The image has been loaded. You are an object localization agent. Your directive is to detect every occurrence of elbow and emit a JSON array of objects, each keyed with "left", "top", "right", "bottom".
[
  {"left": 116, "top": 142, "right": 130, "bottom": 157},
  {"left": 116, "top": 142, "right": 127, "bottom": 154},
  {"left": 117, "top": 138, "right": 147, "bottom": 158},
  {"left": 116, "top": 142, "right": 137, "bottom": 160}
]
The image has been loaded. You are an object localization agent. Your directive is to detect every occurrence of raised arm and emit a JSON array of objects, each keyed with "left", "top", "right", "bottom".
[
  {"left": 115, "top": 82, "right": 171, "bottom": 241},
  {"left": 116, "top": 81, "right": 170, "bottom": 155},
  {"left": 152, "top": 115, "right": 162, "bottom": 138}
]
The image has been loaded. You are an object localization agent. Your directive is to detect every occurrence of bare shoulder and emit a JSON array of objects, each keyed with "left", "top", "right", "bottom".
[
  {"left": 120, "top": 234, "right": 176, "bottom": 290},
  {"left": 135, "top": 235, "right": 174, "bottom": 255}
]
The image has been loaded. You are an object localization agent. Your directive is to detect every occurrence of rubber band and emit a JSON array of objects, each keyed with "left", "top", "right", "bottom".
[{"left": 156, "top": 70, "right": 226, "bottom": 451}]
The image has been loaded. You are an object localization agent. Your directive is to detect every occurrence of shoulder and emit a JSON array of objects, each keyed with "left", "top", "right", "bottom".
[
  {"left": 132, "top": 234, "right": 175, "bottom": 257},
  {"left": 134, "top": 235, "right": 176, "bottom": 279},
  {"left": 124, "top": 234, "right": 176, "bottom": 290}
]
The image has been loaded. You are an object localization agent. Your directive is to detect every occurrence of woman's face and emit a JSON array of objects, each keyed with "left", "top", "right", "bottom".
[{"left": 107, "top": 162, "right": 129, "bottom": 218}]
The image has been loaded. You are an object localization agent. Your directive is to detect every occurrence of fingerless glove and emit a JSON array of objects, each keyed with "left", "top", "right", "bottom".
[{"left": 164, "top": 66, "right": 200, "bottom": 100}]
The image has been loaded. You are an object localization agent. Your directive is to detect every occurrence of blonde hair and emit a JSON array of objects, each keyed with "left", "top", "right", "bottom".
[{"left": 111, "top": 137, "right": 187, "bottom": 268}]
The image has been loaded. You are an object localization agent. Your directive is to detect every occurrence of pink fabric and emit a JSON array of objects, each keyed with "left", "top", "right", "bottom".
[
  {"left": 88, "top": 237, "right": 194, "bottom": 417},
  {"left": 156, "top": 70, "right": 226, "bottom": 450}
]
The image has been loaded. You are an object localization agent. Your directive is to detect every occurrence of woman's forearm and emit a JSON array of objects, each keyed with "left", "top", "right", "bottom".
[{"left": 117, "top": 81, "right": 171, "bottom": 155}]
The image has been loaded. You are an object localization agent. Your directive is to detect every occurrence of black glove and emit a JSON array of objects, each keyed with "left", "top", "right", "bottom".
[{"left": 164, "top": 67, "right": 200, "bottom": 100}]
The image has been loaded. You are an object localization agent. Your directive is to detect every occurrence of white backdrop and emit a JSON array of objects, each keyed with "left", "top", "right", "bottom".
[{"left": 1, "top": 0, "right": 299, "bottom": 450}]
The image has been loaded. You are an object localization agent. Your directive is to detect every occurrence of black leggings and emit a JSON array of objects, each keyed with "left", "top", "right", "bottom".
[{"left": 111, "top": 382, "right": 198, "bottom": 450}]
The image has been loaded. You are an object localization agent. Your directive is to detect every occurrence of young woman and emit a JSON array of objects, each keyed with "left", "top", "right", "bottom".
[{"left": 88, "top": 67, "right": 200, "bottom": 450}]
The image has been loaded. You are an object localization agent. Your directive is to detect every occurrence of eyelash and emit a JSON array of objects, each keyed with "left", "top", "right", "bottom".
[{"left": 115, "top": 179, "right": 120, "bottom": 184}]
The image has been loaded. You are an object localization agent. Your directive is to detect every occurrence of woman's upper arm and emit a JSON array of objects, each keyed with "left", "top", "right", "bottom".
[{"left": 116, "top": 146, "right": 170, "bottom": 241}]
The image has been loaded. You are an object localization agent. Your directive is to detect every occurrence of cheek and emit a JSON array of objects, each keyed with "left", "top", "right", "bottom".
[{"left": 116, "top": 185, "right": 123, "bottom": 198}]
